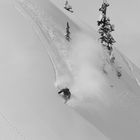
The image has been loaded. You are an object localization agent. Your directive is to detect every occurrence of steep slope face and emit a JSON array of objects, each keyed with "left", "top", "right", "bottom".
[
  {"left": 14, "top": 0, "right": 110, "bottom": 140},
  {"left": 73, "top": 47, "right": 140, "bottom": 140},
  {"left": 0, "top": 0, "right": 109, "bottom": 140},
  {"left": 17, "top": 0, "right": 140, "bottom": 140}
]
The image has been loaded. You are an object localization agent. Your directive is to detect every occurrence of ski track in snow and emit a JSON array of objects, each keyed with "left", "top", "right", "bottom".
[{"left": 16, "top": 0, "right": 74, "bottom": 90}]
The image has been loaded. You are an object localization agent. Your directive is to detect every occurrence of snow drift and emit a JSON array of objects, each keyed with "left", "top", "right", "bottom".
[{"left": 16, "top": 0, "right": 140, "bottom": 139}]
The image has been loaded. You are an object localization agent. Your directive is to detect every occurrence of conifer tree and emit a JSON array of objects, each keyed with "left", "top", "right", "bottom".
[
  {"left": 97, "top": 0, "right": 122, "bottom": 78},
  {"left": 97, "top": 0, "right": 116, "bottom": 56},
  {"left": 65, "top": 22, "right": 71, "bottom": 41}
]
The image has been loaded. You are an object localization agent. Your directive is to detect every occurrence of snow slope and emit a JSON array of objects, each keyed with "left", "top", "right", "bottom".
[
  {"left": 16, "top": 0, "right": 140, "bottom": 140},
  {"left": 0, "top": 0, "right": 110, "bottom": 140}
]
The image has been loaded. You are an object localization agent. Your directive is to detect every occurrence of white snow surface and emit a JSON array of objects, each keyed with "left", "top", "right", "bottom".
[{"left": 15, "top": 0, "right": 140, "bottom": 139}]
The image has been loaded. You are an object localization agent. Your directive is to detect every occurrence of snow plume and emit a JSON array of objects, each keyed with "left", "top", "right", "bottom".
[{"left": 69, "top": 33, "right": 106, "bottom": 103}]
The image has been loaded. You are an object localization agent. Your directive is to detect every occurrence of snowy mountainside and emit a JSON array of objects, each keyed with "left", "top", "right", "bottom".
[{"left": 16, "top": 0, "right": 140, "bottom": 139}]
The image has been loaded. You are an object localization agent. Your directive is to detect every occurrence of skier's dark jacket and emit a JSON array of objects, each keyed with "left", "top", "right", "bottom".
[{"left": 58, "top": 88, "right": 71, "bottom": 98}]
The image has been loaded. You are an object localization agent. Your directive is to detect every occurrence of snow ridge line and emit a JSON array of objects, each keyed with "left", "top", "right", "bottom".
[
  {"left": 15, "top": 0, "right": 59, "bottom": 85},
  {"left": 118, "top": 50, "right": 140, "bottom": 86}
]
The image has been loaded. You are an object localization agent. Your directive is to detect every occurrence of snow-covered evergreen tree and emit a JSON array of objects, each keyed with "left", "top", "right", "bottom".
[
  {"left": 97, "top": 0, "right": 122, "bottom": 78},
  {"left": 65, "top": 22, "right": 71, "bottom": 41},
  {"left": 97, "top": 0, "right": 116, "bottom": 56}
]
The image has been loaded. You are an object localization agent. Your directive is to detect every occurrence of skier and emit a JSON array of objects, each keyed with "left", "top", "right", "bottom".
[
  {"left": 64, "top": 1, "right": 74, "bottom": 13},
  {"left": 65, "top": 22, "right": 71, "bottom": 41},
  {"left": 58, "top": 88, "right": 71, "bottom": 102}
]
